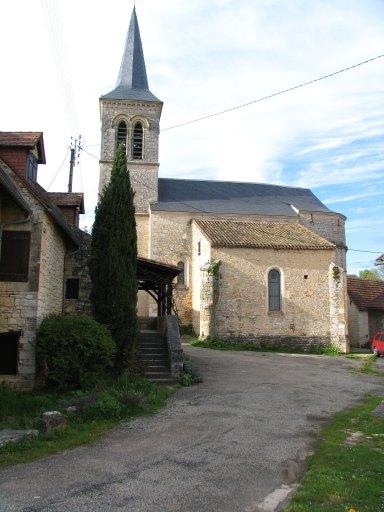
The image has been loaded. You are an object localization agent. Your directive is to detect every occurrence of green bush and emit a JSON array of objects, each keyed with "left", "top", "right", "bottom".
[
  {"left": 36, "top": 315, "right": 116, "bottom": 391},
  {"left": 183, "top": 359, "right": 203, "bottom": 384},
  {"left": 82, "top": 391, "right": 125, "bottom": 420},
  {"left": 179, "top": 371, "right": 193, "bottom": 387}
]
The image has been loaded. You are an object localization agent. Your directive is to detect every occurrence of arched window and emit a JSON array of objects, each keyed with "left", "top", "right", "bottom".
[
  {"left": 177, "top": 261, "right": 185, "bottom": 285},
  {"left": 132, "top": 122, "right": 143, "bottom": 159},
  {"left": 268, "top": 269, "right": 281, "bottom": 311},
  {"left": 116, "top": 121, "right": 127, "bottom": 148}
]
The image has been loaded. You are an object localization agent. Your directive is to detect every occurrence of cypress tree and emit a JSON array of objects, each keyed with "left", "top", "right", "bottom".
[{"left": 89, "top": 145, "right": 138, "bottom": 370}]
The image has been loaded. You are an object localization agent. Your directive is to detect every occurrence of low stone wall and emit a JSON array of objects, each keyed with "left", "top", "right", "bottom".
[
  {"left": 215, "top": 335, "right": 332, "bottom": 352},
  {"left": 158, "top": 315, "right": 183, "bottom": 378}
]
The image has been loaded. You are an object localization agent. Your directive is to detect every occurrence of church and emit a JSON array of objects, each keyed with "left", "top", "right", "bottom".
[{"left": 97, "top": 8, "right": 349, "bottom": 352}]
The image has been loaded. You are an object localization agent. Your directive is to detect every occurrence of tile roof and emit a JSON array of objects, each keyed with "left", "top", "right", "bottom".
[
  {"left": 0, "top": 157, "right": 78, "bottom": 248},
  {"left": 347, "top": 276, "right": 384, "bottom": 311},
  {"left": 0, "top": 132, "right": 42, "bottom": 146},
  {"left": 195, "top": 220, "right": 335, "bottom": 250},
  {"left": 48, "top": 192, "right": 85, "bottom": 213},
  {"left": 0, "top": 131, "right": 46, "bottom": 163},
  {"left": 152, "top": 178, "right": 338, "bottom": 216}
]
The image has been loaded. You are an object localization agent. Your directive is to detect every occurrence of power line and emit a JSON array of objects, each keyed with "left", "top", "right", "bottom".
[
  {"left": 81, "top": 147, "right": 384, "bottom": 253},
  {"left": 47, "top": 148, "right": 70, "bottom": 190},
  {"left": 348, "top": 249, "right": 383, "bottom": 254},
  {"left": 161, "top": 53, "right": 384, "bottom": 132}
]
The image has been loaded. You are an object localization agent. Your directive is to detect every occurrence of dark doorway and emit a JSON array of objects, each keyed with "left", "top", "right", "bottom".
[{"left": 0, "top": 331, "right": 20, "bottom": 375}]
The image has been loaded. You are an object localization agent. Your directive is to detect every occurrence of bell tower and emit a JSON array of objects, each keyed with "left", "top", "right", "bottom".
[{"left": 99, "top": 7, "right": 162, "bottom": 214}]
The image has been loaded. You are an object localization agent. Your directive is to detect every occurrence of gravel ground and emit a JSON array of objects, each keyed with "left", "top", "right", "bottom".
[{"left": 0, "top": 346, "right": 382, "bottom": 512}]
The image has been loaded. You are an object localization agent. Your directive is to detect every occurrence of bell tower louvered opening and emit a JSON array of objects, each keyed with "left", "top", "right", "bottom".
[
  {"left": 132, "top": 122, "right": 143, "bottom": 159},
  {"left": 116, "top": 121, "right": 127, "bottom": 148}
]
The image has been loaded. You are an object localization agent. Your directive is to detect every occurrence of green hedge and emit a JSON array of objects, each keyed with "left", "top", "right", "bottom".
[{"left": 36, "top": 315, "right": 116, "bottom": 390}]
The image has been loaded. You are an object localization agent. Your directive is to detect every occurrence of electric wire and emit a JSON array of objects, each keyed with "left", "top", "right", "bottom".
[
  {"left": 161, "top": 54, "right": 384, "bottom": 132},
  {"left": 47, "top": 148, "right": 70, "bottom": 190},
  {"left": 80, "top": 148, "right": 382, "bottom": 255}
]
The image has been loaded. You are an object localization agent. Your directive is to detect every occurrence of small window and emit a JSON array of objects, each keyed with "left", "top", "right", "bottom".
[
  {"left": 132, "top": 122, "right": 143, "bottom": 159},
  {"left": 0, "top": 331, "right": 20, "bottom": 375},
  {"left": 268, "top": 269, "right": 281, "bottom": 311},
  {"left": 177, "top": 262, "right": 185, "bottom": 285},
  {"left": 65, "top": 278, "right": 80, "bottom": 299},
  {"left": 197, "top": 241, "right": 201, "bottom": 256},
  {"left": 116, "top": 121, "right": 127, "bottom": 148},
  {"left": 0, "top": 231, "right": 31, "bottom": 282},
  {"left": 26, "top": 153, "right": 38, "bottom": 181}
]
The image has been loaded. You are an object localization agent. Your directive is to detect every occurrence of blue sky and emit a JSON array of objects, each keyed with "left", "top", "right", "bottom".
[{"left": 1, "top": 0, "right": 383, "bottom": 273}]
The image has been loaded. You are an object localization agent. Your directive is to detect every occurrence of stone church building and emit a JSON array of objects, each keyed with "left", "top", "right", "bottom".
[{"left": 98, "top": 8, "right": 349, "bottom": 352}]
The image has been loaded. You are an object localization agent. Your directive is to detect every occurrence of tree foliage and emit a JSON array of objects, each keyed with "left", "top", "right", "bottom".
[
  {"left": 359, "top": 268, "right": 384, "bottom": 281},
  {"left": 89, "top": 145, "right": 138, "bottom": 369}
]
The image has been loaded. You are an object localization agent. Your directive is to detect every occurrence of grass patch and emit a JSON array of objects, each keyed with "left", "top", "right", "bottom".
[
  {"left": 0, "top": 375, "right": 176, "bottom": 469},
  {"left": 286, "top": 395, "right": 384, "bottom": 512},
  {"left": 191, "top": 337, "right": 341, "bottom": 356}
]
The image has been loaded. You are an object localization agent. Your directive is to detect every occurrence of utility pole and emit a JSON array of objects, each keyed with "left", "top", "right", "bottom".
[{"left": 68, "top": 135, "right": 82, "bottom": 193}]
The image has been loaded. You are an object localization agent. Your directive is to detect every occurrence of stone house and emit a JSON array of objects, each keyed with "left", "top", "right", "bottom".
[
  {"left": 97, "top": 8, "right": 349, "bottom": 352},
  {"left": 0, "top": 132, "right": 82, "bottom": 389},
  {"left": 347, "top": 275, "right": 384, "bottom": 347}
]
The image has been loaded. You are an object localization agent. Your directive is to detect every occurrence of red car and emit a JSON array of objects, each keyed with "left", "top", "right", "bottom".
[{"left": 371, "top": 331, "right": 384, "bottom": 357}]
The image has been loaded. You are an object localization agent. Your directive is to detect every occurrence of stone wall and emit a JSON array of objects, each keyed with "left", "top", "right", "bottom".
[
  {"left": 0, "top": 169, "right": 68, "bottom": 388},
  {"left": 36, "top": 215, "right": 66, "bottom": 322},
  {"left": 99, "top": 98, "right": 162, "bottom": 213},
  {"left": 348, "top": 299, "right": 369, "bottom": 347},
  {"left": 299, "top": 211, "right": 347, "bottom": 268},
  {"left": 64, "top": 230, "right": 92, "bottom": 316},
  {"left": 190, "top": 221, "right": 349, "bottom": 350}
]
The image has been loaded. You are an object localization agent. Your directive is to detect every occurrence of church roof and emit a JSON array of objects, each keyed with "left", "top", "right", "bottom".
[
  {"left": 101, "top": 8, "right": 160, "bottom": 102},
  {"left": 195, "top": 220, "right": 335, "bottom": 250},
  {"left": 152, "top": 178, "right": 338, "bottom": 217}
]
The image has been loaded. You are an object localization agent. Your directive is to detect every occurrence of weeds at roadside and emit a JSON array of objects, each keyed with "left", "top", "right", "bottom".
[
  {"left": 0, "top": 376, "right": 176, "bottom": 468},
  {"left": 191, "top": 337, "right": 341, "bottom": 356}
]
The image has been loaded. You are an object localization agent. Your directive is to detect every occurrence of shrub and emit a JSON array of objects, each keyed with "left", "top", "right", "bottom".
[
  {"left": 82, "top": 391, "right": 125, "bottom": 420},
  {"left": 183, "top": 359, "right": 203, "bottom": 384},
  {"left": 36, "top": 315, "right": 116, "bottom": 391},
  {"left": 179, "top": 371, "right": 193, "bottom": 387}
]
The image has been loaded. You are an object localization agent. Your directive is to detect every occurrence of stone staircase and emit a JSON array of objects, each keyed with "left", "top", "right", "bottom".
[{"left": 138, "top": 330, "right": 177, "bottom": 384}]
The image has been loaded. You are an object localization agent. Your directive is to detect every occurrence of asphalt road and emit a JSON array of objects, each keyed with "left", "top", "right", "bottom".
[{"left": 0, "top": 346, "right": 382, "bottom": 512}]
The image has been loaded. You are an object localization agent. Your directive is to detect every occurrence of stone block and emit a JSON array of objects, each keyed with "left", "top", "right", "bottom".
[{"left": 41, "top": 411, "right": 66, "bottom": 433}]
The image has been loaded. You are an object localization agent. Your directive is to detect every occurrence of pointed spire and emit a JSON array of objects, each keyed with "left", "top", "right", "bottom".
[{"left": 102, "top": 7, "right": 160, "bottom": 102}]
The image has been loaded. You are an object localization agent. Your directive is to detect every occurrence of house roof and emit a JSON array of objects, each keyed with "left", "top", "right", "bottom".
[
  {"left": 0, "top": 132, "right": 46, "bottom": 163},
  {"left": 0, "top": 167, "right": 32, "bottom": 214},
  {"left": 48, "top": 192, "right": 85, "bottom": 214},
  {"left": 347, "top": 276, "right": 384, "bottom": 311},
  {"left": 152, "top": 178, "right": 339, "bottom": 216},
  {"left": 195, "top": 220, "right": 335, "bottom": 250},
  {"left": 101, "top": 8, "right": 160, "bottom": 102},
  {"left": 0, "top": 157, "right": 78, "bottom": 248}
]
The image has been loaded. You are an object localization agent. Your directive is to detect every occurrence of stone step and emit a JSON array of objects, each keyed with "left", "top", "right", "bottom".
[
  {"left": 139, "top": 346, "right": 168, "bottom": 353},
  {"left": 144, "top": 365, "right": 170, "bottom": 373},
  {"left": 147, "top": 376, "right": 178, "bottom": 384},
  {"left": 140, "top": 354, "right": 169, "bottom": 362}
]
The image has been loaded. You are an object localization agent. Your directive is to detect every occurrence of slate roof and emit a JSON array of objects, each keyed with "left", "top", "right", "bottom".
[
  {"left": 152, "top": 178, "right": 336, "bottom": 216},
  {"left": 49, "top": 192, "right": 85, "bottom": 213},
  {"left": 0, "top": 132, "right": 46, "bottom": 163},
  {"left": 101, "top": 8, "right": 160, "bottom": 102},
  {"left": 195, "top": 220, "right": 335, "bottom": 250},
  {"left": 347, "top": 276, "right": 384, "bottom": 311}
]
